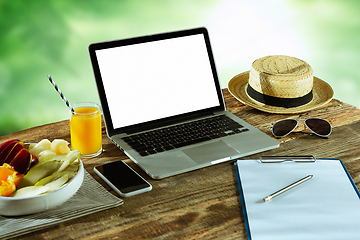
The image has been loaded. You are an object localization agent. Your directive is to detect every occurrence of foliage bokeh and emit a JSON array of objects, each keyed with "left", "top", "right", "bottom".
[{"left": 1, "top": 0, "right": 360, "bottom": 136}]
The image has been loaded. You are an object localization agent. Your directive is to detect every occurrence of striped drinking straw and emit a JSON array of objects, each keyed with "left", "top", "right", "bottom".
[{"left": 47, "top": 75, "right": 75, "bottom": 114}]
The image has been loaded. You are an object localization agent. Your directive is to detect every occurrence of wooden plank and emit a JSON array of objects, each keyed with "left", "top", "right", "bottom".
[
  {"left": 2, "top": 89, "right": 360, "bottom": 239},
  {"left": 15, "top": 120, "right": 360, "bottom": 239}
]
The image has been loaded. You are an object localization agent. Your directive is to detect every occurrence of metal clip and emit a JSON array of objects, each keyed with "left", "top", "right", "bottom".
[{"left": 260, "top": 155, "right": 316, "bottom": 163}]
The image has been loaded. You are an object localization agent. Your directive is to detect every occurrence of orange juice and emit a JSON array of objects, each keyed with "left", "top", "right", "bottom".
[{"left": 70, "top": 103, "right": 102, "bottom": 158}]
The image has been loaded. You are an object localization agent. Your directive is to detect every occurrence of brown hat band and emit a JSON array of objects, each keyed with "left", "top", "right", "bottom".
[{"left": 246, "top": 85, "right": 313, "bottom": 108}]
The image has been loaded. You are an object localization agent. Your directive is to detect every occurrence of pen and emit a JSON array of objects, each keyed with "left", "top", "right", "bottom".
[{"left": 263, "top": 175, "right": 313, "bottom": 202}]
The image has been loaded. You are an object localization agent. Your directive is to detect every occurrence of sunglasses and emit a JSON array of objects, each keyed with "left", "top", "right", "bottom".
[{"left": 271, "top": 118, "right": 332, "bottom": 138}]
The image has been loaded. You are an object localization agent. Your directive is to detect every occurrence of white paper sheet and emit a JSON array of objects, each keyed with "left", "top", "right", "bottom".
[{"left": 235, "top": 159, "right": 360, "bottom": 240}]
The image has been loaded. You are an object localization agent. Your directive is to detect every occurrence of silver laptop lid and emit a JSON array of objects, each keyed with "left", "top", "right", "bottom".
[{"left": 89, "top": 27, "right": 225, "bottom": 137}]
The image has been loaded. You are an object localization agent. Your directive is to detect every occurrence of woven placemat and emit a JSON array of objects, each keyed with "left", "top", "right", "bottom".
[{"left": 0, "top": 170, "right": 123, "bottom": 239}]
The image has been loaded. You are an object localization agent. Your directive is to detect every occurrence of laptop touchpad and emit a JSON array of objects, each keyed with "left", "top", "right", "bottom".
[{"left": 182, "top": 140, "right": 240, "bottom": 164}]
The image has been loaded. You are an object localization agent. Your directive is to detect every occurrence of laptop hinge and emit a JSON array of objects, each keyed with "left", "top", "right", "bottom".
[
  {"left": 213, "top": 110, "right": 225, "bottom": 116},
  {"left": 121, "top": 110, "right": 221, "bottom": 135}
]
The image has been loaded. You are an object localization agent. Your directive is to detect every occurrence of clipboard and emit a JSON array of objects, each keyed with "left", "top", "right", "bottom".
[{"left": 234, "top": 157, "right": 360, "bottom": 240}]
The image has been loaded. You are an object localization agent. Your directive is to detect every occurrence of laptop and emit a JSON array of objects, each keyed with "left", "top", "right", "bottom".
[{"left": 88, "top": 27, "right": 279, "bottom": 179}]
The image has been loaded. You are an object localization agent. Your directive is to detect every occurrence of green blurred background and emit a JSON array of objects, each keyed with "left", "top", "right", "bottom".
[{"left": 1, "top": 0, "right": 360, "bottom": 136}]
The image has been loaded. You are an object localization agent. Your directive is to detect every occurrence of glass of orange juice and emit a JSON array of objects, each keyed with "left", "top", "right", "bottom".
[{"left": 70, "top": 102, "right": 102, "bottom": 158}]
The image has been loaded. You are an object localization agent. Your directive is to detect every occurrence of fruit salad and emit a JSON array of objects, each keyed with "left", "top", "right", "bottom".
[{"left": 0, "top": 139, "right": 80, "bottom": 197}]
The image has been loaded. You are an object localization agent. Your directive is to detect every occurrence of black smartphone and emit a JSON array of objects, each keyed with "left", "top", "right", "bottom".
[{"left": 94, "top": 161, "right": 152, "bottom": 197}]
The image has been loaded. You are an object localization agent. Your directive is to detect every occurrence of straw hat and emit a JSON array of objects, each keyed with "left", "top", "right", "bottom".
[{"left": 228, "top": 55, "right": 334, "bottom": 114}]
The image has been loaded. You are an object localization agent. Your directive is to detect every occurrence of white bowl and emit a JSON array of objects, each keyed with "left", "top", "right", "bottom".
[{"left": 0, "top": 160, "right": 84, "bottom": 216}]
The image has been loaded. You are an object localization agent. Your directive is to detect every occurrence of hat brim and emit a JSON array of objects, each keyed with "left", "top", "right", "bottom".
[{"left": 228, "top": 71, "right": 334, "bottom": 114}]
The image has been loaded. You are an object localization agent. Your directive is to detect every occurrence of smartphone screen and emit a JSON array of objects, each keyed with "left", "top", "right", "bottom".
[{"left": 94, "top": 161, "right": 152, "bottom": 197}]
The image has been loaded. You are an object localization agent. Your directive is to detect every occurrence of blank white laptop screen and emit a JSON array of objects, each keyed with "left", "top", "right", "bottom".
[{"left": 95, "top": 34, "right": 220, "bottom": 129}]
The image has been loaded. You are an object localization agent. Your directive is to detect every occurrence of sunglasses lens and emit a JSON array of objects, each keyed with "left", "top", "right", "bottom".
[
  {"left": 272, "top": 119, "right": 297, "bottom": 137},
  {"left": 305, "top": 119, "right": 332, "bottom": 136}
]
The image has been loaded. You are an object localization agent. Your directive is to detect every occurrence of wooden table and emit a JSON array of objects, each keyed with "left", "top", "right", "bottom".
[{"left": 2, "top": 89, "right": 360, "bottom": 240}]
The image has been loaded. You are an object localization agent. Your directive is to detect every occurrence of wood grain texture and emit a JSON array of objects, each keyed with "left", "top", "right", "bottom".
[{"left": 1, "top": 89, "right": 360, "bottom": 240}]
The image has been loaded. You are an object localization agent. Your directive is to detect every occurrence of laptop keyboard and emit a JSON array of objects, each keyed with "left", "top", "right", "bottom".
[{"left": 122, "top": 115, "right": 249, "bottom": 157}]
